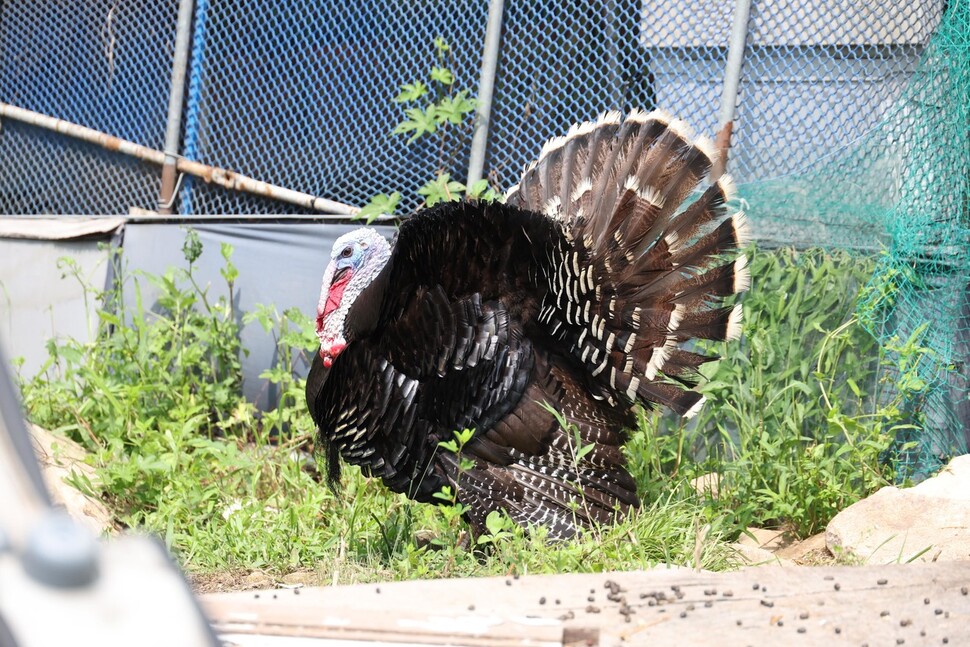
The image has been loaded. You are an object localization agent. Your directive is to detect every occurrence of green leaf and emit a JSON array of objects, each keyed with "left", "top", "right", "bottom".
[
  {"left": 418, "top": 173, "right": 465, "bottom": 207},
  {"left": 466, "top": 179, "right": 491, "bottom": 199},
  {"left": 433, "top": 36, "right": 450, "bottom": 54},
  {"left": 435, "top": 90, "right": 476, "bottom": 125},
  {"left": 181, "top": 228, "right": 203, "bottom": 264},
  {"left": 576, "top": 443, "right": 595, "bottom": 461},
  {"left": 846, "top": 378, "right": 862, "bottom": 399},
  {"left": 438, "top": 439, "right": 459, "bottom": 453},
  {"left": 394, "top": 82, "right": 428, "bottom": 103},
  {"left": 356, "top": 192, "right": 400, "bottom": 224},
  {"left": 432, "top": 486, "right": 454, "bottom": 502},
  {"left": 430, "top": 66, "right": 454, "bottom": 86},
  {"left": 393, "top": 106, "right": 438, "bottom": 143}
]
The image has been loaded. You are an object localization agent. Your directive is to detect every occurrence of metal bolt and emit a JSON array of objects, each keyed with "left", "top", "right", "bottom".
[{"left": 22, "top": 511, "right": 99, "bottom": 588}]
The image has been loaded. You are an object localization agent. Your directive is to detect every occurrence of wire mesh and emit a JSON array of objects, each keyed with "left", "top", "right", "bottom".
[
  {"left": 178, "top": 0, "right": 488, "bottom": 215},
  {"left": 0, "top": 0, "right": 177, "bottom": 214},
  {"left": 736, "top": 0, "right": 946, "bottom": 250},
  {"left": 0, "top": 0, "right": 949, "bottom": 222}
]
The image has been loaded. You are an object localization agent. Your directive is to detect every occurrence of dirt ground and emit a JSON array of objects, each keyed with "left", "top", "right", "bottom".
[
  {"left": 186, "top": 530, "right": 838, "bottom": 595},
  {"left": 188, "top": 568, "right": 325, "bottom": 594}
]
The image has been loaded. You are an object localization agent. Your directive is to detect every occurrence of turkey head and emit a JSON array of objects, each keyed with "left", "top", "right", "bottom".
[{"left": 315, "top": 228, "right": 391, "bottom": 367}]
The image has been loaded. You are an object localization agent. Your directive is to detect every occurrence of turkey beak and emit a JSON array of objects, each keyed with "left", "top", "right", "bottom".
[{"left": 331, "top": 266, "right": 350, "bottom": 285}]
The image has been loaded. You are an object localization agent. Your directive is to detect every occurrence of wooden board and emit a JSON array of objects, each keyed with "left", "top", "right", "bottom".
[{"left": 202, "top": 561, "right": 970, "bottom": 646}]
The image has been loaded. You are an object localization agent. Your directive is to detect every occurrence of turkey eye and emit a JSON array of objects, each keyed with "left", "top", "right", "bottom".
[{"left": 340, "top": 246, "right": 353, "bottom": 258}]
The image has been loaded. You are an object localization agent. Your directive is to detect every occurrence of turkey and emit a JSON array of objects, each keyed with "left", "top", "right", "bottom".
[{"left": 306, "top": 109, "right": 749, "bottom": 539}]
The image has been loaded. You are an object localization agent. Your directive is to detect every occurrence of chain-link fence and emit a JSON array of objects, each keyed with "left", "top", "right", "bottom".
[
  {"left": 0, "top": 1, "right": 176, "bottom": 213},
  {"left": 0, "top": 0, "right": 947, "bottom": 220},
  {"left": 1, "top": 0, "right": 967, "bottom": 472}
]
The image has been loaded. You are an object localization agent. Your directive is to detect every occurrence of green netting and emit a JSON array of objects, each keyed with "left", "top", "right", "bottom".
[{"left": 740, "top": 0, "right": 970, "bottom": 476}]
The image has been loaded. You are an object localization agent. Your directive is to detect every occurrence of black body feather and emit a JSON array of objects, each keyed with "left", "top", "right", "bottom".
[{"left": 307, "top": 111, "right": 749, "bottom": 539}]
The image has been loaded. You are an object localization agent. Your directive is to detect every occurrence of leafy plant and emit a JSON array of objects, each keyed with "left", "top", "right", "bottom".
[
  {"left": 357, "top": 192, "right": 401, "bottom": 224},
  {"left": 353, "top": 37, "right": 500, "bottom": 221},
  {"left": 417, "top": 172, "right": 467, "bottom": 207},
  {"left": 627, "top": 247, "right": 915, "bottom": 539},
  {"left": 21, "top": 232, "right": 326, "bottom": 566},
  {"left": 18, "top": 241, "right": 925, "bottom": 582},
  {"left": 392, "top": 37, "right": 477, "bottom": 147}
]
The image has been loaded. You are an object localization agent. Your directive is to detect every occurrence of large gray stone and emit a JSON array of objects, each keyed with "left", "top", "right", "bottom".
[
  {"left": 826, "top": 454, "right": 970, "bottom": 563},
  {"left": 28, "top": 424, "right": 114, "bottom": 536}
]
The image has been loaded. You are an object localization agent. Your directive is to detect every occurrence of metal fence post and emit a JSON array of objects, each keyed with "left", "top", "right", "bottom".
[
  {"left": 158, "top": 0, "right": 197, "bottom": 214},
  {"left": 180, "top": 0, "right": 212, "bottom": 216},
  {"left": 466, "top": 0, "right": 506, "bottom": 188},
  {"left": 712, "top": 0, "right": 753, "bottom": 179}
]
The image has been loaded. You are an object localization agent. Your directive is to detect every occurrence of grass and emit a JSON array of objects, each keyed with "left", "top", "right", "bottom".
[{"left": 17, "top": 234, "right": 920, "bottom": 582}]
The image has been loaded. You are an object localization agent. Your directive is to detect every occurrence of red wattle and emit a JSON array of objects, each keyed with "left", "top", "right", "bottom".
[{"left": 321, "top": 270, "right": 353, "bottom": 322}]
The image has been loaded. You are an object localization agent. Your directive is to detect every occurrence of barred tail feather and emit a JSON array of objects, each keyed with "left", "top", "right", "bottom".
[{"left": 517, "top": 109, "right": 751, "bottom": 419}]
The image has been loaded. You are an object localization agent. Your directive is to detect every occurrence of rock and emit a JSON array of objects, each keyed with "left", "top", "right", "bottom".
[
  {"left": 28, "top": 424, "right": 114, "bottom": 536},
  {"left": 826, "top": 454, "right": 970, "bottom": 563},
  {"left": 731, "top": 527, "right": 801, "bottom": 567},
  {"left": 729, "top": 542, "right": 795, "bottom": 567},
  {"left": 241, "top": 571, "right": 275, "bottom": 590},
  {"left": 776, "top": 532, "right": 828, "bottom": 562},
  {"left": 689, "top": 472, "right": 721, "bottom": 499},
  {"left": 738, "top": 526, "right": 795, "bottom": 552}
]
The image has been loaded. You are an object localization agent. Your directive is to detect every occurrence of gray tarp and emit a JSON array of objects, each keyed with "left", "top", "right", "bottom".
[
  {"left": 121, "top": 222, "right": 394, "bottom": 409},
  {"left": 1, "top": 218, "right": 395, "bottom": 410},
  {"left": 0, "top": 218, "right": 123, "bottom": 379}
]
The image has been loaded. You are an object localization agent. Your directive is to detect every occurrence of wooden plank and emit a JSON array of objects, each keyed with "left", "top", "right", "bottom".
[{"left": 202, "top": 562, "right": 970, "bottom": 646}]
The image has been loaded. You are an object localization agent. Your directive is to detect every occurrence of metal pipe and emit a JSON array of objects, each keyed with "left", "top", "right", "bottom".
[
  {"left": 466, "top": 0, "right": 506, "bottom": 187},
  {"left": 180, "top": 0, "right": 211, "bottom": 216},
  {"left": 158, "top": 0, "right": 196, "bottom": 214},
  {"left": 0, "top": 103, "right": 360, "bottom": 215},
  {"left": 712, "top": 0, "right": 752, "bottom": 179}
]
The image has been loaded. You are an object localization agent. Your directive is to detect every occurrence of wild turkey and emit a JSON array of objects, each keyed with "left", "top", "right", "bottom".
[{"left": 306, "top": 109, "right": 749, "bottom": 539}]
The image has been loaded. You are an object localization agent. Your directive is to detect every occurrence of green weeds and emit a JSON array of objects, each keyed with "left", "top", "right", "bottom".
[
  {"left": 627, "top": 248, "right": 917, "bottom": 538},
  {"left": 18, "top": 240, "right": 920, "bottom": 580}
]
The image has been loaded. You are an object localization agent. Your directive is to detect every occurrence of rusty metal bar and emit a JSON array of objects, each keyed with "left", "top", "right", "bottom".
[{"left": 0, "top": 102, "right": 359, "bottom": 216}]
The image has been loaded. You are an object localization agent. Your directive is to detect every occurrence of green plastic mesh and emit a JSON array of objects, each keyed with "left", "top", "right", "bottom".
[{"left": 740, "top": 1, "right": 970, "bottom": 476}]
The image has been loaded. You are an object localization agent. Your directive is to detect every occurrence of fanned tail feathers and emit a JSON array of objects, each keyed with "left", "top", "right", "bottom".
[{"left": 510, "top": 109, "right": 751, "bottom": 419}]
